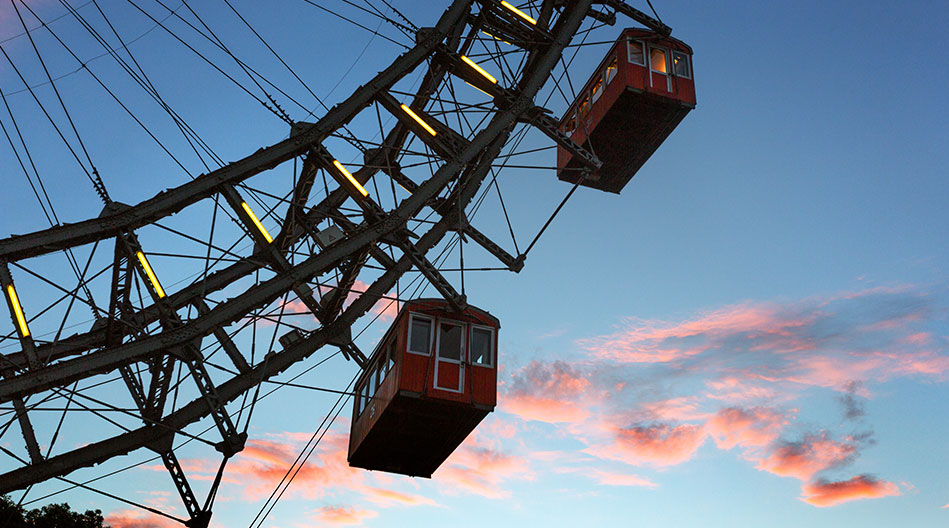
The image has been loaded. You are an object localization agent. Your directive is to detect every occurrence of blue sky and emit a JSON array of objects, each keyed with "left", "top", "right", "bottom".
[{"left": 1, "top": 1, "right": 947, "bottom": 527}]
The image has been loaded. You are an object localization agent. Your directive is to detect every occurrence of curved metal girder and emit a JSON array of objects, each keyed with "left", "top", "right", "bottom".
[{"left": 0, "top": 0, "right": 595, "bottom": 493}]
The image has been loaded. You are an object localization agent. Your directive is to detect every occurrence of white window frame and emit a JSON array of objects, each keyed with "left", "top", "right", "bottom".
[
  {"left": 649, "top": 46, "right": 669, "bottom": 75},
  {"left": 435, "top": 319, "right": 466, "bottom": 363},
  {"left": 434, "top": 319, "right": 466, "bottom": 393},
  {"left": 627, "top": 39, "right": 645, "bottom": 66},
  {"left": 604, "top": 57, "right": 618, "bottom": 85},
  {"left": 469, "top": 324, "right": 495, "bottom": 368},
  {"left": 407, "top": 314, "right": 434, "bottom": 356},
  {"left": 591, "top": 78, "right": 602, "bottom": 103},
  {"left": 672, "top": 51, "right": 691, "bottom": 79}
]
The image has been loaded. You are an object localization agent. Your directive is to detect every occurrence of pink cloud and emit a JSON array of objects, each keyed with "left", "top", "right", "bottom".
[
  {"left": 502, "top": 361, "right": 593, "bottom": 423},
  {"left": 756, "top": 432, "right": 857, "bottom": 481},
  {"left": 800, "top": 475, "right": 900, "bottom": 507},
  {"left": 704, "top": 377, "right": 780, "bottom": 403},
  {"left": 437, "top": 432, "right": 532, "bottom": 499},
  {"left": 588, "top": 423, "right": 706, "bottom": 467},
  {"left": 312, "top": 505, "right": 379, "bottom": 525},
  {"left": 590, "top": 469, "right": 658, "bottom": 488},
  {"left": 577, "top": 303, "right": 814, "bottom": 363},
  {"left": 359, "top": 486, "right": 437, "bottom": 507},
  {"left": 104, "top": 509, "right": 181, "bottom": 528},
  {"left": 706, "top": 407, "right": 789, "bottom": 450}
]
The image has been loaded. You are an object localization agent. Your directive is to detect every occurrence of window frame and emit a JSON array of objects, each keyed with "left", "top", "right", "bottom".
[
  {"left": 649, "top": 46, "right": 669, "bottom": 74},
  {"left": 627, "top": 39, "right": 645, "bottom": 66},
  {"left": 469, "top": 324, "right": 495, "bottom": 368},
  {"left": 591, "top": 77, "right": 603, "bottom": 103},
  {"left": 672, "top": 51, "right": 691, "bottom": 79},
  {"left": 407, "top": 313, "right": 434, "bottom": 356},
  {"left": 435, "top": 319, "right": 466, "bottom": 363},
  {"left": 604, "top": 56, "right": 618, "bottom": 85}
]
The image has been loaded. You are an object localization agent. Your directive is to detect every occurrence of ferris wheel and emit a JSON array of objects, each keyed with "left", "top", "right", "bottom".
[{"left": 0, "top": 1, "right": 682, "bottom": 526}]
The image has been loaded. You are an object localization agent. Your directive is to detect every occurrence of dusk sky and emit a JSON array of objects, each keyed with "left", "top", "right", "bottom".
[{"left": 1, "top": 1, "right": 947, "bottom": 527}]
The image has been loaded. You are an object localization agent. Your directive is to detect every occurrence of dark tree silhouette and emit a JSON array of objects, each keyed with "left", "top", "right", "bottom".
[{"left": 1, "top": 495, "right": 107, "bottom": 527}]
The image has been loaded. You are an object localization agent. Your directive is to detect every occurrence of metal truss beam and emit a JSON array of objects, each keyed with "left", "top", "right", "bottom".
[
  {"left": 0, "top": 0, "right": 593, "bottom": 494},
  {"left": 0, "top": 0, "right": 476, "bottom": 262}
]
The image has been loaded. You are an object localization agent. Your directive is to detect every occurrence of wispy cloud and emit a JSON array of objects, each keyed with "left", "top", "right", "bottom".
[
  {"left": 800, "top": 475, "right": 900, "bottom": 507},
  {"left": 498, "top": 285, "right": 944, "bottom": 507},
  {"left": 311, "top": 505, "right": 379, "bottom": 526}
]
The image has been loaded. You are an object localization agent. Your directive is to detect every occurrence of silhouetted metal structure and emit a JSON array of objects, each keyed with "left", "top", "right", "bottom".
[{"left": 0, "top": 1, "right": 679, "bottom": 525}]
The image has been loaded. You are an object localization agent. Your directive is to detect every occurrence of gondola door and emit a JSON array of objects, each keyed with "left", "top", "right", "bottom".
[{"left": 434, "top": 319, "right": 465, "bottom": 392}]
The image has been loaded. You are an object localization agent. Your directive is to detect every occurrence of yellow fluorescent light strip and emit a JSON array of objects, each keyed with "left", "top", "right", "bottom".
[
  {"left": 461, "top": 55, "right": 498, "bottom": 85},
  {"left": 400, "top": 104, "right": 437, "bottom": 136},
  {"left": 500, "top": 1, "right": 537, "bottom": 25},
  {"left": 480, "top": 30, "right": 512, "bottom": 45},
  {"left": 135, "top": 251, "right": 167, "bottom": 299},
  {"left": 6, "top": 284, "right": 30, "bottom": 337},
  {"left": 241, "top": 202, "right": 274, "bottom": 244},
  {"left": 333, "top": 160, "right": 370, "bottom": 197},
  {"left": 465, "top": 81, "right": 492, "bottom": 97}
]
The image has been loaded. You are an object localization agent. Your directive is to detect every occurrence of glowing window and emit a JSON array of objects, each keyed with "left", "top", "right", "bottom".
[
  {"left": 673, "top": 51, "right": 691, "bottom": 78},
  {"left": 564, "top": 113, "right": 576, "bottom": 136},
  {"left": 578, "top": 94, "right": 590, "bottom": 118},
  {"left": 650, "top": 47, "right": 668, "bottom": 74},
  {"left": 591, "top": 77, "right": 603, "bottom": 102},
  {"left": 408, "top": 315, "right": 433, "bottom": 355},
  {"left": 628, "top": 40, "right": 645, "bottom": 65},
  {"left": 470, "top": 326, "right": 494, "bottom": 367},
  {"left": 605, "top": 57, "right": 618, "bottom": 84}
]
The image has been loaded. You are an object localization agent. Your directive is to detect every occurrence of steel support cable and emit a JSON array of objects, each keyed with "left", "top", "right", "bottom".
[
  {"left": 18, "top": 1, "right": 196, "bottom": 178},
  {"left": 155, "top": 0, "right": 374, "bottom": 152},
  {"left": 0, "top": 0, "right": 450, "bottom": 262},
  {"left": 300, "top": 0, "right": 410, "bottom": 49},
  {"left": 84, "top": 0, "right": 220, "bottom": 171},
  {"left": 0, "top": 444, "right": 187, "bottom": 525},
  {"left": 356, "top": 0, "right": 415, "bottom": 40},
  {"left": 0, "top": 0, "right": 95, "bottom": 43},
  {"left": 220, "top": 0, "right": 331, "bottom": 116},
  {"left": 11, "top": 0, "right": 111, "bottom": 205},
  {"left": 0, "top": 111, "right": 54, "bottom": 225},
  {"left": 378, "top": 0, "right": 418, "bottom": 30},
  {"left": 57, "top": 0, "right": 222, "bottom": 171},
  {"left": 124, "top": 0, "right": 289, "bottom": 125},
  {"left": 249, "top": 377, "right": 352, "bottom": 528},
  {"left": 1, "top": 1, "right": 180, "bottom": 97},
  {"left": 0, "top": 0, "right": 590, "bottom": 493},
  {"left": 177, "top": 0, "right": 293, "bottom": 124}
]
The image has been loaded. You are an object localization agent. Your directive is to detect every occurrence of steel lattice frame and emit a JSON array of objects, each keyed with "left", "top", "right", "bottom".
[{"left": 0, "top": 0, "right": 668, "bottom": 525}]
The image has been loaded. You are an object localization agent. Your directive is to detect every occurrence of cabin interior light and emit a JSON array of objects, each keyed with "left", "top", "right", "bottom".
[
  {"left": 6, "top": 284, "right": 30, "bottom": 337},
  {"left": 461, "top": 55, "right": 497, "bottom": 85},
  {"left": 240, "top": 202, "right": 274, "bottom": 244},
  {"left": 333, "top": 160, "right": 370, "bottom": 197},
  {"left": 135, "top": 251, "right": 167, "bottom": 298},
  {"left": 400, "top": 104, "right": 437, "bottom": 136},
  {"left": 500, "top": 1, "right": 537, "bottom": 25}
]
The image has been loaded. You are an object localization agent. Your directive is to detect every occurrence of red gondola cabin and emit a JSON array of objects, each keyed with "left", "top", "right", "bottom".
[
  {"left": 558, "top": 28, "right": 696, "bottom": 193},
  {"left": 348, "top": 299, "right": 499, "bottom": 477}
]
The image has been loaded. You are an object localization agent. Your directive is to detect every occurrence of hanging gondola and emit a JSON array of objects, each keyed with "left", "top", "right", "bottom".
[
  {"left": 348, "top": 299, "right": 500, "bottom": 477},
  {"left": 558, "top": 28, "right": 696, "bottom": 193}
]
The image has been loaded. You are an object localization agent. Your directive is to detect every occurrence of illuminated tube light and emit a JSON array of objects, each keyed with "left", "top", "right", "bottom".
[
  {"left": 332, "top": 160, "right": 370, "bottom": 197},
  {"left": 500, "top": 1, "right": 537, "bottom": 25},
  {"left": 6, "top": 284, "right": 30, "bottom": 337},
  {"left": 240, "top": 202, "right": 274, "bottom": 244},
  {"left": 135, "top": 251, "right": 167, "bottom": 299},
  {"left": 465, "top": 81, "right": 493, "bottom": 97},
  {"left": 480, "top": 30, "right": 512, "bottom": 45},
  {"left": 461, "top": 55, "right": 498, "bottom": 85},
  {"left": 400, "top": 104, "right": 438, "bottom": 136}
]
